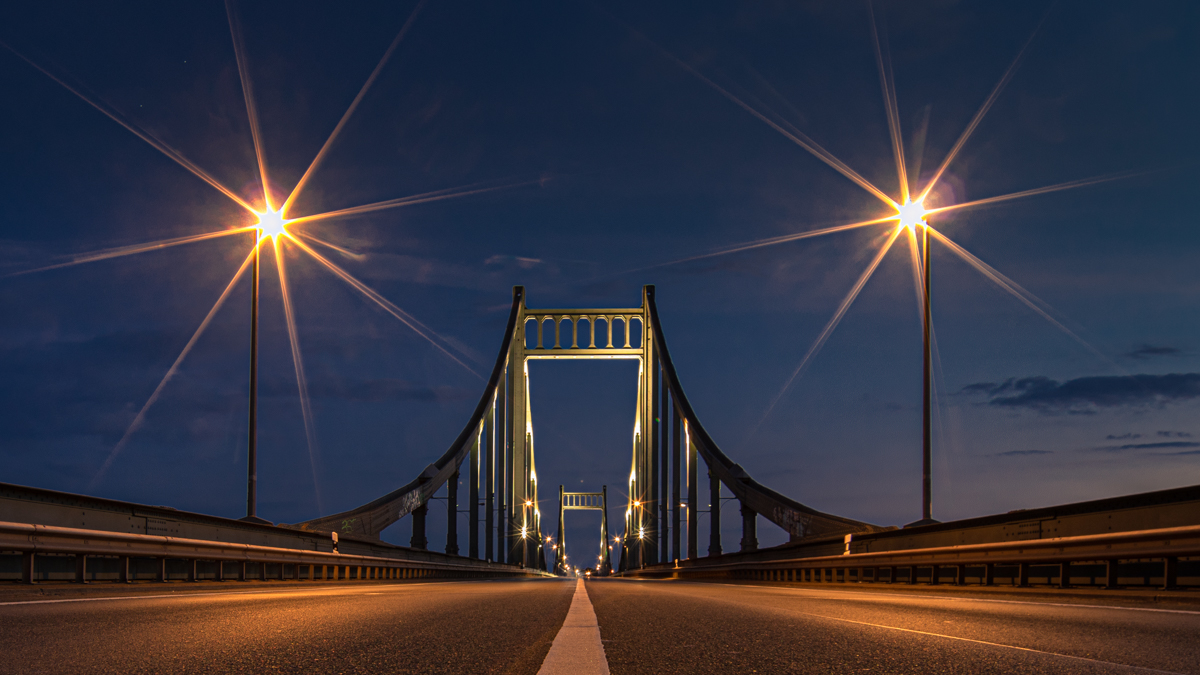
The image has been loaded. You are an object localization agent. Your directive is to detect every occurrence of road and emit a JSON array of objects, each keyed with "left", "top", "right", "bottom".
[{"left": 0, "top": 578, "right": 1197, "bottom": 674}]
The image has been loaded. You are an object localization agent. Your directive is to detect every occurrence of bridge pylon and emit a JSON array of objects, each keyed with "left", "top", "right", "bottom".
[{"left": 297, "top": 286, "right": 885, "bottom": 569}]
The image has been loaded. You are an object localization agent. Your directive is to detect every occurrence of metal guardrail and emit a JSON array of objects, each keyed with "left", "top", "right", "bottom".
[
  {"left": 1, "top": 521, "right": 541, "bottom": 584},
  {"left": 621, "top": 524, "right": 1200, "bottom": 589}
]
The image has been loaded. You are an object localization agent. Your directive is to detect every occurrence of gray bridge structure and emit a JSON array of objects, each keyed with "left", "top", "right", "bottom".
[{"left": 295, "top": 286, "right": 883, "bottom": 572}]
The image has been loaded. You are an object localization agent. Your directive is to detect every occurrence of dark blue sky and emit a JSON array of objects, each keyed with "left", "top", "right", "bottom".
[{"left": 1, "top": 1, "right": 1198, "bottom": 559}]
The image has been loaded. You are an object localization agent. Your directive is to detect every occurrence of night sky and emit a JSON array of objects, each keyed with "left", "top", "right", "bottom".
[{"left": 2, "top": 1, "right": 1198, "bottom": 561}]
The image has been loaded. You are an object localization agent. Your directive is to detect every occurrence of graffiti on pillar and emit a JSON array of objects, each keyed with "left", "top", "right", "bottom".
[{"left": 394, "top": 491, "right": 424, "bottom": 520}]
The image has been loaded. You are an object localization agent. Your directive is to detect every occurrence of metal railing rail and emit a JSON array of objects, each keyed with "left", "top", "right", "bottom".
[
  {"left": 1, "top": 520, "right": 541, "bottom": 584},
  {"left": 622, "top": 524, "right": 1200, "bottom": 589}
]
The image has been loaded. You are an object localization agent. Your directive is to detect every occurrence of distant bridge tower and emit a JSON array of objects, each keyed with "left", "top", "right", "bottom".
[{"left": 557, "top": 486, "right": 611, "bottom": 575}]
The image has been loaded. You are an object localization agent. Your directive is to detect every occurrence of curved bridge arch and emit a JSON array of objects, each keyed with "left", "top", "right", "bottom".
[{"left": 297, "top": 286, "right": 883, "bottom": 570}]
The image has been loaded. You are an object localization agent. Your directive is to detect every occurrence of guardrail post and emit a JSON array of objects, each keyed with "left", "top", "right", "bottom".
[
  {"left": 887, "top": 566, "right": 896, "bottom": 584},
  {"left": 739, "top": 502, "right": 758, "bottom": 553},
  {"left": 1017, "top": 562, "right": 1029, "bottom": 587},
  {"left": 928, "top": 566, "right": 939, "bottom": 585},
  {"left": 1163, "top": 557, "right": 1178, "bottom": 590},
  {"left": 75, "top": 554, "right": 88, "bottom": 584},
  {"left": 906, "top": 567, "right": 916, "bottom": 585},
  {"left": 119, "top": 556, "right": 131, "bottom": 583},
  {"left": 983, "top": 563, "right": 994, "bottom": 586},
  {"left": 157, "top": 558, "right": 167, "bottom": 582},
  {"left": 21, "top": 552, "right": 35, "bottom": 584},
  {"left": 187, "top": 559, "right": 198, "bottom": 582},
  {"left": 955, "top": 565, "right": 965, "bottom": 586},
  {"left": 238, "top": 562, "right": 247, "bottom": 582},
  {"left": 1058, "top": 562, "right": 1070, "bottom": 589},
  {"left": 216, "top": 561, "right": 225, "bottom": 582}
]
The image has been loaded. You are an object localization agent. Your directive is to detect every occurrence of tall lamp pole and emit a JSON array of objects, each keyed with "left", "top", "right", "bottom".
[
  {"left": 922, "top": 224, "right": 933, "bottom": 523},
  {"left": 243, "top": 232, "right": 268, "bottom": 524}
]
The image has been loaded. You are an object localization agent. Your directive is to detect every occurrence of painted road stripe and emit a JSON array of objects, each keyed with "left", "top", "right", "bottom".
[{"left": 537, "top": 579, "right": 610, "bottom": 675}]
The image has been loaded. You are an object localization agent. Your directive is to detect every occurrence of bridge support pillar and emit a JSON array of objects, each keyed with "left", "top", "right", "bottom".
[
  {"left": 708, "top": 471, "right": 721, "bottom": 557},
  {"left": 411, "top": 503, "right": 428, "bottom": 550},
  {"left": 447, "top": 469, "right": 460, "bottom": 556},
  {"left": 739, "top": 502, "right": 758, "bottom": 553},
  {"left": 469, "top": 435, "right": 480, "bottom": 559},
  {"left": 671, "top": 404, "right": 681, "bottom": 563},
  {"left": 687, "top": 426, "right": 698, "bottom": 560}
]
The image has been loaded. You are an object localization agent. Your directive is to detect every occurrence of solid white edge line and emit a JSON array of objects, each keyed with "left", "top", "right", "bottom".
[
  {"left": 783, "top": 608, "right": 1187, "bottom": 675},
  {"left": 702, "top": 581, "right": 1200, "bottom": 615}
]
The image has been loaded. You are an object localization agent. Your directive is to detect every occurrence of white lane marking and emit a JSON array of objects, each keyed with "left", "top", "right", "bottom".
[
  {"left": 537, "top": 579, "right": 610, "bottom": 675},
  {"left": 0, "top": 582, "right": 448, "bottom": 607},
  {"left": 704, "top": 582, "right": 1200, "bottom": 616},
  {"left": 785, "top": 609, "right": 1186, "bottom": 675}
]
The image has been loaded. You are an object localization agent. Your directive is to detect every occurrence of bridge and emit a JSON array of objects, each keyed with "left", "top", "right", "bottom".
[{"left": 2, "top": 287, "right": 1199, "bottom": 674}]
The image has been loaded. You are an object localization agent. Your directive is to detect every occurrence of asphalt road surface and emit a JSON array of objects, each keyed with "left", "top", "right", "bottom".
[{"left": 1, "top": 578, "right": 1198, "bottom": 674}]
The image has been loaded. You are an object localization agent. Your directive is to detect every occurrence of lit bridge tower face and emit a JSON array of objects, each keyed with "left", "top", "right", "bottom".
[{"left": 296, "top": 287, "right": 880, "bottom": 572}]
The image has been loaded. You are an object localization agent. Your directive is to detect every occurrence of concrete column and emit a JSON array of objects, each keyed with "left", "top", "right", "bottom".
[
  {"left": 708, "top": 471, "right": 721, "bottom": 557},
  {"left": 411, "top": 503, "right": 428, "bottom": 550},
  {"left": 75, "top": 554, "right": 88, "bottom": 584},
  {"left": 739, "top": 502, "right": 758, "bottom": 553},
  {"left": 447, "top": 469, "right": 460, "bottom": 556}
]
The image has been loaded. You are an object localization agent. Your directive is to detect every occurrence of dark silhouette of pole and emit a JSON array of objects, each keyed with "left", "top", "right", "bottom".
[
  {"left": 245, "top": 235, "right": 259, "bottom": 521},
  {"left": 922, "top": 224, "right": 932, "bottom": 523}
]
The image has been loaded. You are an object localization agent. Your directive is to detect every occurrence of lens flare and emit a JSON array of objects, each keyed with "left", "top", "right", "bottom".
[
  {"left": 896, "top": 199, "right": 927, "bottom": 231},
  {"left": 256, "top": 208, "right": 288, "bottom": 240}
]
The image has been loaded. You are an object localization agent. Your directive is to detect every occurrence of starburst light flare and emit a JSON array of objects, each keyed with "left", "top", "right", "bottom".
[{"left": 4, "top": 3, "right": 539, "bottom": 504}]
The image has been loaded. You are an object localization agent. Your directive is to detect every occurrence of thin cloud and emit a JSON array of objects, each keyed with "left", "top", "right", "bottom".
[
  {"left": 993, "top": 449, "right": 1053, "bottom": 457},
  {"left": 962, "top": 373, "right": 1200, "bottom": 414},
  {"left": 1123, "top": 344, "right": 1182, "bottom": 359}
]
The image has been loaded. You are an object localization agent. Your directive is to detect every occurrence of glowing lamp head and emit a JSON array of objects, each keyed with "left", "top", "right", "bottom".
[
  {"left": 896, "top": 199, "right": 927, "bottom": 231},
  {"left": 256, "top": 208, "right": 288, "bottom": 239}
]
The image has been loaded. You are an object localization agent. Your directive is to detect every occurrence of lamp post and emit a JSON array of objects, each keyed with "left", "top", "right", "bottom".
[
  {"left": 244, "top": 232, "right": 261, "bottom": 521},
  {"left": 242, "top": 229, "right": 269, "bottom": 524},
  {"left": 921, "top": 223, "right": 933, "bottom": 524}
]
